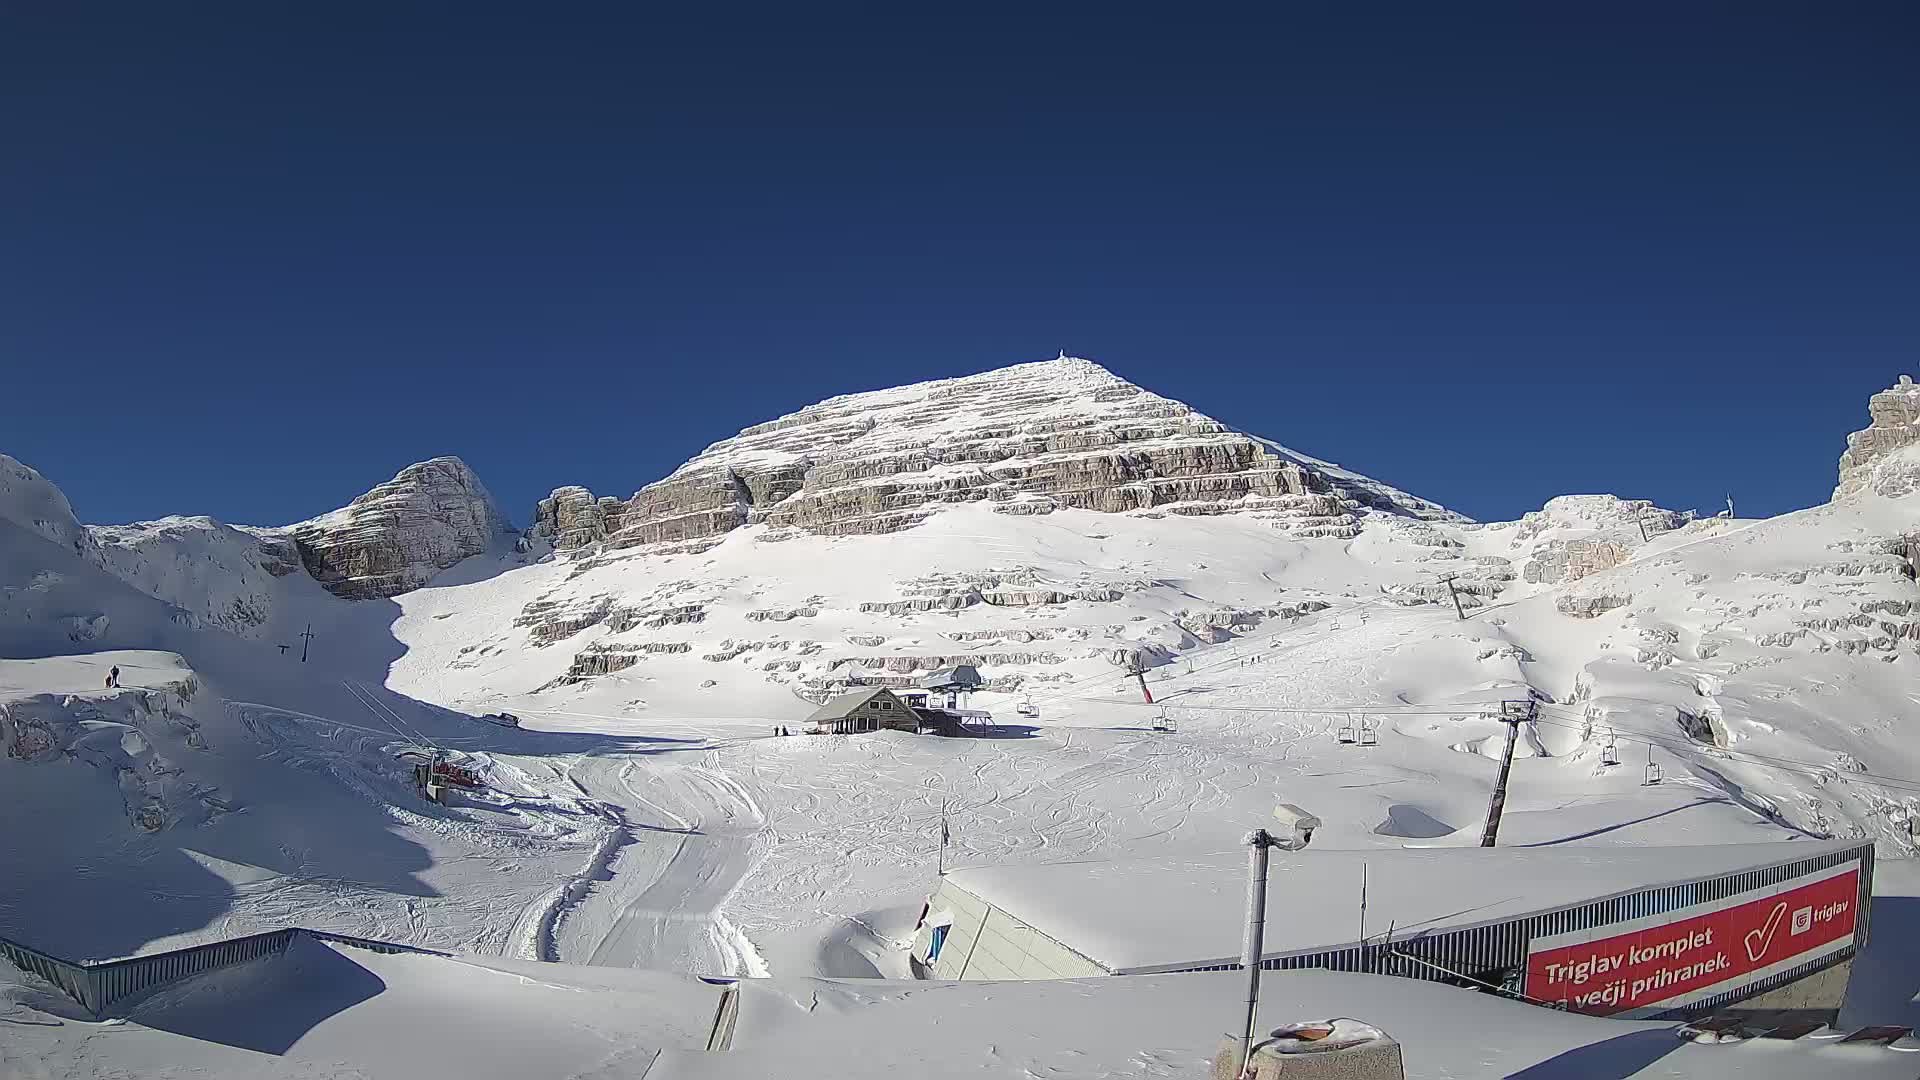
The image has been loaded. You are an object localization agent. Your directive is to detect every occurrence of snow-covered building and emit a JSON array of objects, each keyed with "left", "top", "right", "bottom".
[
  {"left": 911, "top": 841, "right": 1873, "bottom": 1021},
  {"left": 805, "top": 688, "right": 917, "bottom": 734}
]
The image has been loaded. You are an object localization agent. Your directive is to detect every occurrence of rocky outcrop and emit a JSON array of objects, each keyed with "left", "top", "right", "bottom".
[
  {"left": 1837, "top": 376, "right": 1920, "bottom": 499},
  {"left": 747, "top": 606, "right": 818, "bottom": 622},
  {"left": 1505, "top": 496, "right": 1691, "bottom": 586},
  {"left": 235, "top": 527, "right": 306, "bottom": 577},
  {"left": 3, "top": 680, "right": 219, "bottom": 832},
  {"left": 525, "top": 357, "right": 1456, "bottom": 555},
  {"left": 288, "top": 457, "right": 510, "bottom": 600},
  {"left": 528, "top": 486, "right": 619, "bottom": 551},
  {"left": 514, "top": 595, "right": 708, "bottom": 644},
  {"left": 1557, "top": 592, "right": 1632, "bottom": 619}
]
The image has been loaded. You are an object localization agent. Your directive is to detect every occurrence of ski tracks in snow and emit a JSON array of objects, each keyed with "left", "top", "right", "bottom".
[{"left": 551, "top": 754, "right": 772, "bottom": 977}]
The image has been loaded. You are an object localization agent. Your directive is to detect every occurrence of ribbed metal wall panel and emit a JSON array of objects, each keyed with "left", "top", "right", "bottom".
[
  {"left": 0, "top": 926, "right": 454, "bottom": 1018},
  {"left": 0, "top": 934, "right": 98, "bottom": 1014},
  {"left": 1147, "top": 841, "right": 1875, "bottom": 1019}
]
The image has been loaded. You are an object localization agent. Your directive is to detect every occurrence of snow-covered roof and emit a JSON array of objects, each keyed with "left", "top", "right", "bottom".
[
  {"left": 804, "top": 687, "right": 900, "bottom": 723},
  {"left": 916, "top": 665, "right": 983, "bottom": 690},
  {"left": 940, "top": 840, "right": 1866, "bottom": 974}
]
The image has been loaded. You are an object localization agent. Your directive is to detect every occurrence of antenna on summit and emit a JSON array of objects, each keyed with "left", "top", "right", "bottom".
[{"left": 1057, "top": 349, "right": 1069, "bottom": 360}]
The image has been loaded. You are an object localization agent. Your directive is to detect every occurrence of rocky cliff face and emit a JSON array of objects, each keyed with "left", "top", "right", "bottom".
[
  {"left": 527, "top": 357, "right": 1454, "bottom": 555},
  {"left": 1837, "top": 375, "right": 1920, "bottom": 500},
  {"left": 284, "top": 456, "right": 510, "bottom": 600}
]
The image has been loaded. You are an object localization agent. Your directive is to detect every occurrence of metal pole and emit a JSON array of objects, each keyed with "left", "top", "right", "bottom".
[
  {"left": 1238, "top": 829, "right": 1276, "bottom": 1077},
  {"left": 1440, "top": 575, "right": 1467, "bottom": 621},
  {"left": 1479, "top": 719, "right": 1520, "bottom": 847},
  {"left": 1479, "top": 700, "right": 1533, "bottom": 848}
]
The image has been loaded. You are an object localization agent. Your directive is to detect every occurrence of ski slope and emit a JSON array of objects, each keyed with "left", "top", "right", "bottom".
[{"left": 8, "top": 368, "right": 1920, "bottom": 1077}]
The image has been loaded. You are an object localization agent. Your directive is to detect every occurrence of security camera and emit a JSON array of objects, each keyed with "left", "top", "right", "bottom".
[{"left": 1272, "top": 803, "right": 1321, "bottom": 850}]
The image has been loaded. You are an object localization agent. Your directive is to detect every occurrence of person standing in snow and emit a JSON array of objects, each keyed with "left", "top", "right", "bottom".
[{"left": 106, "top": 665, "right": 120, "bottom": 688}]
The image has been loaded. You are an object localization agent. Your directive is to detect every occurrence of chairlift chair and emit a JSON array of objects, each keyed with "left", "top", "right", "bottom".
[
  {"left": 1152, "top": 707, "right": 1173, "bottom": 733},
  {"left": 1336, "top": 715, "right": 1357, "bottom": 745},
  {"left": 1600, "top": 730, "right": 1620, "bottom": 767},
  {"left": 1644, "top": 746, "right": 1663, "bottom": 785},
  {"left": 1016, "top": 696, "right": 1040, "bottom": 719},
  {"left": 1358, "top": 719, "right": 1378, "bottom": 747}
]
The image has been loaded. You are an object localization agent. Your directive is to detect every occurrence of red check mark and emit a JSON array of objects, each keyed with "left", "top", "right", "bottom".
[{"left": 1745, "top": 902, "right": 1789, "bottom": 962}]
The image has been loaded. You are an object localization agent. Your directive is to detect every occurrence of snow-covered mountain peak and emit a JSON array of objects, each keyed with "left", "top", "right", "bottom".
[{"left": 527, "top": 356, "right": 1452, "bottom": 558}]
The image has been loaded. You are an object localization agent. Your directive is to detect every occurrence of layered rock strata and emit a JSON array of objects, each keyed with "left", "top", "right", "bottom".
[
  {"left": 284, "top": 457, "right": 509, "bottom": 600},
  {"left": 524, "top": 357, "right": 1454, "bottom": 555}
]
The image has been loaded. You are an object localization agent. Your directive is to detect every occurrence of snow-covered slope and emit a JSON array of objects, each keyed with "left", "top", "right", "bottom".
[
  {"left": 6, "top": 363, "right": 1920, "bottom": 1017},
  {"left": 90, "top": 515, "right": 282, "bottom": 636}
]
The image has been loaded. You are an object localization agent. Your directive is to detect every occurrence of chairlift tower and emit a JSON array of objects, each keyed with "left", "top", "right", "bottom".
[
  {"left": 1478, "top": 700, "right": 1537, "bottom": 848},
  {"left": 1126, "top": 653, "right": 1154, "bottom": 705}
]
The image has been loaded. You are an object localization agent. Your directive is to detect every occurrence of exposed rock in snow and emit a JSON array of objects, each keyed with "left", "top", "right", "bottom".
[
  {"left": 528, "top": 485, "right": 620, "bottom": 552},
  {"left": 285, "top": 457, "right": 511, "bottom": 600},
  {"left": 232, "top": 525, "right": 307, "bottom": 577},
  {"left": 1836, "top": 374, "right": 1920, "bottom": 499},
  {"left": 90, "top": 516, "right": 278, "bottom": 636},
  {"left": 525, "top": 358, "right": 1454, "bottom": 556},
  {"left": 1556, "top": 591, "right": 1633, "bottom": 619},
  {"left": 1512, "top": 496, "right": 1689, "bottom": 585},
  {"left": 1, "top": 668, "right": 219, "bottom": 832}
]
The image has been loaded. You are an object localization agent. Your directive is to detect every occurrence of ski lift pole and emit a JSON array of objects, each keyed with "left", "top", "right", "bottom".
[
  {"left": 1236, "top": 829, "right": 1279, "bottom": 1079},
  {"left": 1479, "top": 700, "right": 1536, "bottom": 848}
]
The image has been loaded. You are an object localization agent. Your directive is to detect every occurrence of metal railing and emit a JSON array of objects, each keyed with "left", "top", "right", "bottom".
[
  {"left": 1140, "top": 841, "right": 1877, "bottom": 1020},
  {"left": 0, "top": 927, "right": 447, "bottom": 1018}
]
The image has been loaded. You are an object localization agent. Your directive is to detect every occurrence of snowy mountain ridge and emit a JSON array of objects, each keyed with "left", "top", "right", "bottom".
[
  {"left": 524, "top": 356, "right": 1455, "bottom": 561},
  {"left": 7, "top": 362, "right": 1920, "bottom": 1008}
]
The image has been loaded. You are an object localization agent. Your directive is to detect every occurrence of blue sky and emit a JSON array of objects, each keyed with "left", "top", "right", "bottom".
[{"left": 3, "top": 4, "right": 1915, "bottom": 527}]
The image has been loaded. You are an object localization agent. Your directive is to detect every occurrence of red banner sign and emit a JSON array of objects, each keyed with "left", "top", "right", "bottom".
[{"left": 1525, "top": 864, "right": 1859, "bottom": 1016}]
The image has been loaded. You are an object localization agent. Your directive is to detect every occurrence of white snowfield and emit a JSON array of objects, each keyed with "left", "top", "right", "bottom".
[
  {"left": 6, "top": 363, "right": 1920, "bottom": 1078},
  {"left": 5, "top": 938, "right": 1918, "bottom": 1080}
]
